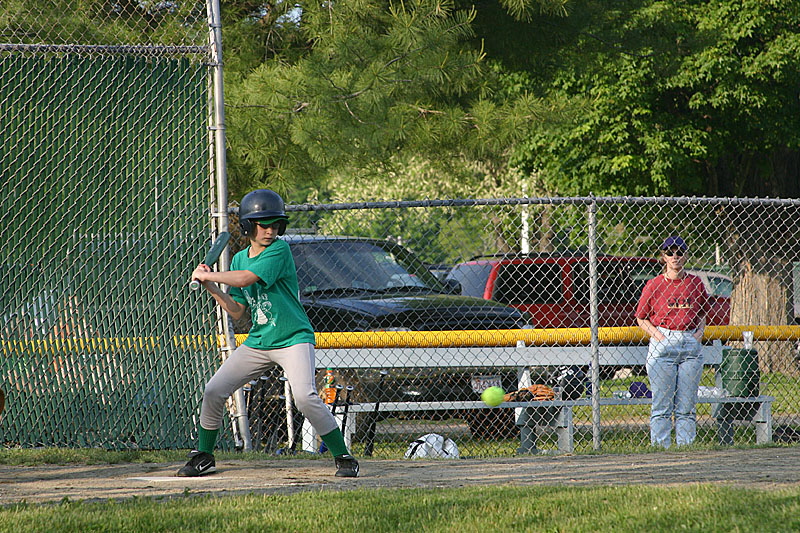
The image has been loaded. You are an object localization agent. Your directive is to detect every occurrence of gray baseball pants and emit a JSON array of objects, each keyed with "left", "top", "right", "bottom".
[{"left": 199, "top": 342, "right": 338, "bottom": 435}]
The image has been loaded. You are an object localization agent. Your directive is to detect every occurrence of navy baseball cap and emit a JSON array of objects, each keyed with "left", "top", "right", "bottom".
[{"left": 660, "top": 236, "right": 687, "bottom": 250}]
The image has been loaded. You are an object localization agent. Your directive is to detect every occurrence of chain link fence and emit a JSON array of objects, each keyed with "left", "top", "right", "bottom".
[
  {"left": 0, "top": 1, "right": 224, "bottom": 449},
  {"left": 3, "top": 4, "right": 800, "bottom": 458},
  {"left": 233, "top": 197, "right": 800, "bottom": 458}
]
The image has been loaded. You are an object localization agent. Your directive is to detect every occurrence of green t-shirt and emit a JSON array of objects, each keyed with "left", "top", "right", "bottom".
[{"left": 229, "top": 239, "right": 315, "bottom": 350}]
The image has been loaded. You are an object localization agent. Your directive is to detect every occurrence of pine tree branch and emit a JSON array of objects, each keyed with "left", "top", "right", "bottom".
[{"left": 344, "top": 101, "right": 365, "bottom": 123}]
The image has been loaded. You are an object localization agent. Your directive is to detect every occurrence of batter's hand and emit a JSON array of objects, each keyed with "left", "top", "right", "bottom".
[{"left": 191, "top": 264, "right": 212, "bottom": 286}]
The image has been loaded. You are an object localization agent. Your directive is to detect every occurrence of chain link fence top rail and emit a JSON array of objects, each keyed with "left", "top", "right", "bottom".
[{"left": 1, "top": 1, "right": 221, "bottom": 449}]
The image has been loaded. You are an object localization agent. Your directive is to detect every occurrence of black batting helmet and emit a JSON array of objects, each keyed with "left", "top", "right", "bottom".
[{"left": 239, "top": 189, "right": 289, "bottom": 236}]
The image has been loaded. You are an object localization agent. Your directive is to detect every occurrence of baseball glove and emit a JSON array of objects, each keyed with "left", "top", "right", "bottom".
[{"left": 503, "top": 384, "right": 555, "bottom": 402}]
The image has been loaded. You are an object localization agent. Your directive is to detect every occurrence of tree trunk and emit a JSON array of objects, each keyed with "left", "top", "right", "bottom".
[
  {"left": 730, "top": 260, "right": 796, "bottom": 374},
  {"left": 723, "top": 200, "right": 800, "bottom": 375},
  {"left": 492, "top": 213, "right": 513, "bottom": 254},
  {"left": 536, "top": 206, "right": 555, "bottom": 252}
]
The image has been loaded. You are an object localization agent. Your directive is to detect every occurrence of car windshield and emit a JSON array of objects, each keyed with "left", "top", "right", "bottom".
[
  {"left": 446, "top": 263, "right": 494, "bottom": 298},
  {"left": 493, "top": 261, "right": 564, "bottom": 305},
  {"left": 291, "top": 240, "right": 434, "bottom": 296}
]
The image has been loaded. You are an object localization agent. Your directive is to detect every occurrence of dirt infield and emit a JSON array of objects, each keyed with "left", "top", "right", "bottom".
[{"left": 1, "top": 447, "right": 799, "bottom": 504}]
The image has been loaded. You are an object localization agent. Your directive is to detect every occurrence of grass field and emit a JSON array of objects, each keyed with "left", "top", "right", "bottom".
[
  {"left": 1, "top": 482, "right": 799, "bottom": 532},
  {"left": 2, "top": 448, "right": 800, "bottom": 532}
]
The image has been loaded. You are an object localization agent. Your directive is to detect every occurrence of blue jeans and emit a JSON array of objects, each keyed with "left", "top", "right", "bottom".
[{"left": 646, "top": 327, "right": 704, "bottom": 448}]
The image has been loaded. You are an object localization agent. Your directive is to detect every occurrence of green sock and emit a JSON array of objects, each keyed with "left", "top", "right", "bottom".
[
  {"left": 320, "top": 428, "right": 349, "bottom": 457},
  {"left": 198, "top": 426, "right": 219, "bottom": 455}
]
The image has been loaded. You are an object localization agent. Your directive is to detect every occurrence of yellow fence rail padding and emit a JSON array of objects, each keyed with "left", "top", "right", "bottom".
[
  {"left": 4, "top": 326, "right": 799, "bottom": 355},
  {"left": 704, "top": 325, "right": 800, "bottom": 343},
  {"left": 307, "top": 325, "right": 800, "bottom": 349}
]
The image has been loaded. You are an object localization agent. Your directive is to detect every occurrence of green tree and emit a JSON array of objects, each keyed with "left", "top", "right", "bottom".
[
  {"left": 222, "top": 0, "right": 567, "bottom": 201},
  {"left": 503, "top": 0, "right": 800, "bottom": 198}
]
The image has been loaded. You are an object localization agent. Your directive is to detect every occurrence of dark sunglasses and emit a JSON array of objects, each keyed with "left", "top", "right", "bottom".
[
  {"left": 256, "top": 221, "right": 282, "bottom": 229},
  {"left": 663, "top": 249, "right": 685, "bottom": 257}
]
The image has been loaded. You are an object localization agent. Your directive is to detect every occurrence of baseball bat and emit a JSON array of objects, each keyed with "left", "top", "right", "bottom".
[
  {"left": 363, "top": 370, "right": 388, "bottom": 456},
  {"left": 288, "top": 411, "right": 304, "bottom": 454},
  {"left": 340, "top": 385, "right": 354, "bottom": 435},
  {"left": 189, "top": 231, "right": 231, "bottom": 290},
  {"left": 330, "top": 384, "right": 343, "bottom": 415}
]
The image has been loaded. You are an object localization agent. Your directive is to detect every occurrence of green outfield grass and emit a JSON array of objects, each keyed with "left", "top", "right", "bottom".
[
  {"left": 1, "top": 484, "right": 798, "bottom": 532},
  {"left": 762, "top": 372, "right": 800, "bottom": 414}
]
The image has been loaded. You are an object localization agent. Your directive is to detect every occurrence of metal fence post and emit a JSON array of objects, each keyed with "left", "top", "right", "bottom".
[
  {"left": 588, "top": 195, "right": 601, "bottom": 450},
  {"left": 207, "top": 0, "right": 252, "bottom": 451}
]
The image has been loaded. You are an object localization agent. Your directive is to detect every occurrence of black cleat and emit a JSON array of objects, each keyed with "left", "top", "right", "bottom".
[
  {"left": 176, "top": 450, "right": 217, "bottom": 477},
  {"left": 334, "top": 454, "right": 359, "bottom": 478}
]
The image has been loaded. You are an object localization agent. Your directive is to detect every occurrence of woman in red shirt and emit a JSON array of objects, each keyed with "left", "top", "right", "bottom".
[{"left": 636, "top": 236, "right": 709, "bottom": 448}]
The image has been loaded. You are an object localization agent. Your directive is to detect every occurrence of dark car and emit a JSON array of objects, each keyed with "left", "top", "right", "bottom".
[{"left": 285, "top": 235, "right": 527, "bottom": 332}]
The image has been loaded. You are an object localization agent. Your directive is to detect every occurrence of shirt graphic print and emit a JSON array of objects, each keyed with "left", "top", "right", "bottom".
[
  {"left": 246, "top": 291, "right": 276, "bottom": 327},
  {"left": 667, "top": 296, "right": 694, "bottom": 310}
]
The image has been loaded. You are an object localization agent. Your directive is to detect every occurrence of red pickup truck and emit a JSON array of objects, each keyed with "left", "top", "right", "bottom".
[{"left": 445, "top": 254, "right": 730, "bottom": 329}]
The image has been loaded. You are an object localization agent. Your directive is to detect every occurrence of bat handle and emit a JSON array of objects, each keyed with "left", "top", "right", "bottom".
[{"left": 189, "top": 280, "right": 201, "bottom": 291}]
